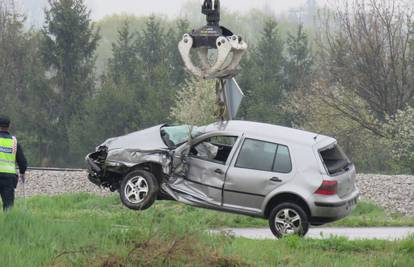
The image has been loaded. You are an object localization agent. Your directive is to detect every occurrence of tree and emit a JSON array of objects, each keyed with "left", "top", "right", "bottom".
[
  {"left": 240, "top": 17, "right": 285, "bottom": 124},
  {"left": 0, "top": 1, "right": 26, "bottom": 110},
  {"left": 68, "top": 78, "right": 142, "bottom": 160},
  {"left": 68, "top": 20, "right": 144, "bottom": 163},
  {"left": 138, "top": 15, "right": 166, "bottom": 83},
  {"left": 316, "top": 0, "right": 414, "bottom": 136},
  {"left": 285, "top": 86, "right": 393, "bottom": 173},
  {"left": 170, "top": 77, "right": 217, "bottom": 125},
  {"left": 166, "top": 18, "right": 191, "bottom": 86},
  {"left": 0, "top": 1, "right": 55, "bottom": 166},
  {"left": 282, "top": 23, "right": 314, "bottom": 125},
  {"left": 107, "top": 20, "right": 140, "bottom": 85},
  {"left": 285, "top": 24, "right": 313, "bottom": 92},
  {"left": 41, "top": 0, "right": 100, "bottom": 164},
  {"left": 137, "top": 15, "right": 175, "bottom": 126}
]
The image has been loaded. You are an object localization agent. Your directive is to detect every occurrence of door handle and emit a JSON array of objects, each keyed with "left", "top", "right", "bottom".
[
  {"left": 270, "top": 177, "right": 282, "bottom": 182},
  {"left": 214, "top": 169, "right": 224, "bottom": 175}
]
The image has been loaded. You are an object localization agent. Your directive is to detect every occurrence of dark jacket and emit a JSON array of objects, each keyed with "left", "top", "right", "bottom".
[{"left": 0, "top": 131, "right": 28, "bottom": 177}]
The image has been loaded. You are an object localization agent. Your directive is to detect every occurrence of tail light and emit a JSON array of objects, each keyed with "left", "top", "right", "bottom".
[{"left": 314, "top": 180, "right": 337, "bottom": 195}]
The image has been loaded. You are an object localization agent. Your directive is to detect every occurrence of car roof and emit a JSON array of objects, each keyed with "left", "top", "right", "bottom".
[{"left": 204, "top": 120, "right": 333, "bottom": 146}]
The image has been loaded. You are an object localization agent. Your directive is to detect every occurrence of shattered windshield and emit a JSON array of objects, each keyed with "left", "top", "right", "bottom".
[{"left": 161, "top": 125, "right": 203, "bottom": 147}]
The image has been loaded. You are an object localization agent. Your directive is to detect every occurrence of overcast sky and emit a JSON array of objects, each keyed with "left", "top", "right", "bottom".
[
  {"left": 18, "top": 0, "right": 329, "bottom": 27},
  {"left": 85, "top": 0, "right": 316, "bottom": 19}
]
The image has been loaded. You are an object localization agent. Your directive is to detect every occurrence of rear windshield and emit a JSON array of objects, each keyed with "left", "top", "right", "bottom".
[{"left": 319, "top": 144, "right": 351, "bottom": 175}]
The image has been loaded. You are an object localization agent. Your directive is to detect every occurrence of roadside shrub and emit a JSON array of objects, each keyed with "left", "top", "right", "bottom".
[
  {"left": 383, "top": 106, "right": 414, "bottom": 173},
  {"left": 170, "top": 77, "right": 217, "bottom": 126}
]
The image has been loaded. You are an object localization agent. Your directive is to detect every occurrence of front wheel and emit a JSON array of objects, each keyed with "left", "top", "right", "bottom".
[
  {"left": 119, "top": 170, "right": 159, "bottom": 210},
  {"left": 269, "top": 203, "right": 309, "bottom": 238}
]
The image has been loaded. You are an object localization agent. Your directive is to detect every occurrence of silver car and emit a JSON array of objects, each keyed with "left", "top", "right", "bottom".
[{"left": 86, "top": 120, "right": 359, "bottom": 238}]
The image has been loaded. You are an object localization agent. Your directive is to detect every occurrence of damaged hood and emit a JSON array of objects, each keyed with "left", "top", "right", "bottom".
[{"left": 101, "top": 124, "right": 168, "bottom": 151}]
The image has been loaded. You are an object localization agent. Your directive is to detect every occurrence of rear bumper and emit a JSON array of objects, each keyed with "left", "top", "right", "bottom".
[
  {"left": 310, "top": 189, "right": 359, "bottom": 224},
  {"left": 314, "top": 195, "right": 358, "bottom": 208}
]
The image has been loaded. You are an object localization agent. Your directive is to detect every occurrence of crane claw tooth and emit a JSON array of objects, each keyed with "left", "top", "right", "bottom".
[{"left": 178, "top": 35, "right": 248, "bottom": 79}]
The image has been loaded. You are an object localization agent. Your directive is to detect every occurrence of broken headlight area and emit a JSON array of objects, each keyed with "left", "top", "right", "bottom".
[
  {"left": 86, "top": 146, "right": 123, "bottom": 190},
  {"left": 86, "top": 146, "right": 107, "bottom": 174}
]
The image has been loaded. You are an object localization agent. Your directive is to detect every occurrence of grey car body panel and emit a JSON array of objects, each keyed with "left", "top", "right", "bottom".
[
  {"left": 103, "top": 124, "right": 168, "bottom": 151},
  {"left": 86, "top": 120, "right": 359, "bottom": 223},
  {"left": 98, "top": 124, "right": 171, "bottom": 173}
]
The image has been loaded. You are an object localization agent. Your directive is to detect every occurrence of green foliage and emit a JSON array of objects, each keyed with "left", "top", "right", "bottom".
[
  {"left": 2, "top": 194, "right": 248, "bottom": 266},
  {"left": 0, "top": 3, "right": 54, "bottom": 166},
  {"left": 68, "top": 16, "right": 187, "bottom": 162},
  {"left": 3, "top": 0, "right": 414, "bottom": 174},
  {"left": 383, "top": 106, "right": 414, "bottom": 173},
  {"left": 40, "top": 0, "right": 100, "bottom": 165},
  {"left": 285, "top": 24, "right": 313, "bottom": 93},
  {"left": 285, "top": 84, "right": 394, "bottom": 173},
  {"left": 1, "top": 193, "right": 413, "bottom": 266},
  {"left": 67, "top": 79, "right": 143, "bottom": 159},
  {"left": 42, "top": 0, "right": 100, "bottom": 120},
  {"left": 136, "top": 15, "right": 179, "bottom": 126},
  {"left": 170, "top": 77, "right": 217, "bottom": 125},
  {"left": 327, "top": 201, "right": 414, "bottom": 227},
  {"left": 95, "top": 14, "right": 148, "bottom": 74},
  {"left": 238, "top": 20, "right": 313, "bottom": 127},
  {"left": 166, "top": 18, "right": 191, "bottom": 86},
  {"left": 240, "top": 17, "right": 285, "bottom": 124},
  {"left": 107, "top": 20, "right": 140, "bottom": 85}
]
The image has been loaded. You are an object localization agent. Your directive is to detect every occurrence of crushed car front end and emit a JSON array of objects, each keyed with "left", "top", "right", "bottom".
[
  {"left": 86, "top": 146, "right": 173, "bottom": 191},
  {"left": 85, "top": 124, "right": 173, "bottom": 191},
  {"left": 85, "top": 124, "right": 204, "bottom": 191}
]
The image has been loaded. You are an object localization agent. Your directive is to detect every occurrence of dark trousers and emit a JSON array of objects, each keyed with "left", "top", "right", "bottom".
[{"left": 0, "top": 175, "right": 17, "bottom": 210}]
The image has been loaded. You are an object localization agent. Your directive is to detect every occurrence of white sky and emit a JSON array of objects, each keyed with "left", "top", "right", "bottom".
[
  {"left": 85, "top": 0, "right": 320, "bottom": 20},
  {"left": 18, "top": 0, "right": 331, "bottom": 27}
]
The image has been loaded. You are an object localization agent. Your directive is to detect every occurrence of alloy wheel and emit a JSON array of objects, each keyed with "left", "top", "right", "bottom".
[
  {"left": 274, "top": 208, "right": 303, "bottom": 236},
  {"left": 124, "top": 176, "right": 149, "bottom": 204}
]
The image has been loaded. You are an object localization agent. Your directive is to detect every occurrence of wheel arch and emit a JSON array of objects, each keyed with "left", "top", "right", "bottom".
[
  {"left": 130, "top": 161, "right": 164, "bottom": 183},
  {"left": 264, "top": 192, "right": 311, "bottom": 219}
]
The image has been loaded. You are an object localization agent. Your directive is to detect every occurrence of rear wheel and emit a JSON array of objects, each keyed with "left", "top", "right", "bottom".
[
  {"left": 269, "top": 202, "right": 309, "bottom": 238},
  {"left": 119, "top": 170, "right": 159, "bottom": 210}
]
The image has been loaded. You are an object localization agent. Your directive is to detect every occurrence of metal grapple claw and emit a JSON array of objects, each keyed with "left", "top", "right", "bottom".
[{"left": 178, "top": 0, "right": 248, "bottom": 79}]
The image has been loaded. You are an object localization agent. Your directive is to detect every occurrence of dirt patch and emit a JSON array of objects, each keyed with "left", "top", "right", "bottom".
[{"left": 93, "top": 236, "right": 251, "bottom": 267}]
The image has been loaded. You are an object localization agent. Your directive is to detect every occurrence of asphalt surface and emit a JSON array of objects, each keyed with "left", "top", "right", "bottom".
[{"left": 212, "top": 227, "right": 414, "bottom": 240}]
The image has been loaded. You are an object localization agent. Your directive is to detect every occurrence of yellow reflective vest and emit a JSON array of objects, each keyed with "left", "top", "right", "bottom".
[{"left": 0, "top": 136, "right": 17, "bottom": 174}]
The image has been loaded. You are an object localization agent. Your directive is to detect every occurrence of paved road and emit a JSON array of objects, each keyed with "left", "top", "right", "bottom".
[{"left": 212, "top": 227, "right": 414, "bottom": 240}]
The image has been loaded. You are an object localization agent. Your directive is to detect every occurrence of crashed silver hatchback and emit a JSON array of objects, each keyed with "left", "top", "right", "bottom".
[{"left": 86, "top": 120, "right": 359, "bottom": 238}]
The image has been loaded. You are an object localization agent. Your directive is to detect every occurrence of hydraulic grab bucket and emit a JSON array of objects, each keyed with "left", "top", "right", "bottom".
[{"left": 178, "top": 0, "right": 248, "bottom": 79}]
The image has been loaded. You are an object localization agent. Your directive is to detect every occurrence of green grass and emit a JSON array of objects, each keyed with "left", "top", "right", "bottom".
[
  {"left": 0, "top": 193, "right": 413, "bottom": 267},
  {"left": 145, "top": 197, "right": 414, "bottom": 228},
  {"left": 328, "top": 201, "right": 414, "bottom": 227}
]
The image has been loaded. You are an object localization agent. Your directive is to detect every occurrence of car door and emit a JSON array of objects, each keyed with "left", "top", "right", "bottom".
[
  {"left": 223, "top": 137, "right": 294, "bottom": 213},
  {"left": 184, "top": 134, "right": 240, "bottom": 206}
]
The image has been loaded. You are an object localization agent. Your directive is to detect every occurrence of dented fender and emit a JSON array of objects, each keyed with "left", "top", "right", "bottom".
[{"left": 106, "top": 148, "right": 172, "bottom": 174}]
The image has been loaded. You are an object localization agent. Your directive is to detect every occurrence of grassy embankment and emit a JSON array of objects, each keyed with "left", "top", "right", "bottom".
[{"left": 0, "top": 193, "right": 413, "bottom": 266}]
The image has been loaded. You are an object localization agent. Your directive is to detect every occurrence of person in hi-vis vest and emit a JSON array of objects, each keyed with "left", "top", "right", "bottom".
[{"left": 0, "top": 116, "right": 27, "bottom": 210}]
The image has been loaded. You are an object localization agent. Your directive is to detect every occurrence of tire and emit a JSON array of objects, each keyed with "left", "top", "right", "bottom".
[
  {"left": 268, "top": 202, "right": 309, "bottom": 238},
  {"left": 119, "top": 170, "right": 159, "bottom": 211}
]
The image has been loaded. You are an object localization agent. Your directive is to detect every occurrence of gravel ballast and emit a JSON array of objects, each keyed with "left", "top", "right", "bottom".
[
  {"left": 14, "top": 171, "right": 414, "bottom": 216},
  {"left": 357, "top": 174, "right": 414, "bottom": 216},
  {"left": 15, "top": 170, "right": 110, "bottom": 197}
]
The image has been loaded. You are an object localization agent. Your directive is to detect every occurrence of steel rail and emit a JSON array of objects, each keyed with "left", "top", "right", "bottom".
[{"left": 23, "top": 167, "right": 86, "bottom": 172}]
